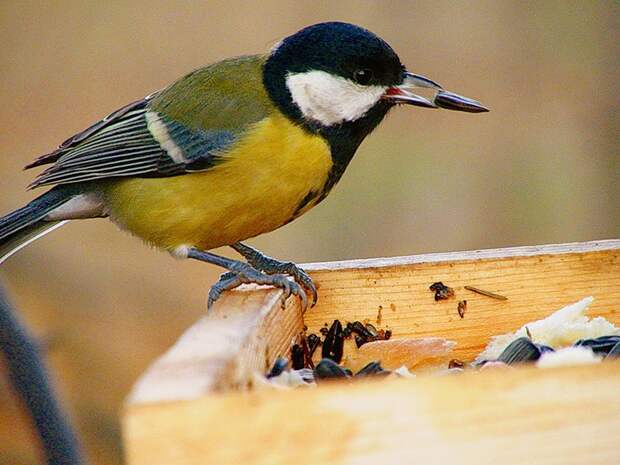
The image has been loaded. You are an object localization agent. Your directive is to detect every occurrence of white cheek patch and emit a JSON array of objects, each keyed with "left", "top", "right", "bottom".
[{"left": 286, "top": 70, "right": 386, "bottom": 126}]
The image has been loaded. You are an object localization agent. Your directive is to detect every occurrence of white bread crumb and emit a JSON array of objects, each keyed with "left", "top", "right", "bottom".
[
  {"left": 476, "top": 297, "right": 619, "bottom": 363},
  {"left": 536, "top": 346, "right": 601, "bottom": 368}
]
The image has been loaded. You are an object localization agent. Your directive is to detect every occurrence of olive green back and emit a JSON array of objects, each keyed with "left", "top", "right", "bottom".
[{"left": 150, "top": 55, "right": 275, "bottom": 134}]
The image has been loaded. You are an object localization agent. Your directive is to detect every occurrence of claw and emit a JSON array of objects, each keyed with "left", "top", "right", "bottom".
[
  {"left": 273, "top": 275, "right": 308, "bottom": 311},
  {"left": 281, "top": 279, "right": 292, "bottom": 299},
  {"left": 207, "top": 265, "right": 309, "bottom": 312},
  {"left": 277, "top": 279, "right": 291, "bottom": 309},
  {"left": 232, "top": 243, "right": 317, "bottom": 308},
  {"left": 278, "top": 263, "right": 315, "bottom": 309},
  {"left": 207, "top": 273, "right": 242, "bottom": 311},
  {"left": 207, "top": 290, "right": 218, "bottom": 310},
  {"left": 293, "top": 282, "right": 308, "bottom": 311},
  {"left": 207, "top": 286, "right": 222, "bottom": 310},
  {"left": 299, "top": 273, "right": 317, "bottom": 307}
]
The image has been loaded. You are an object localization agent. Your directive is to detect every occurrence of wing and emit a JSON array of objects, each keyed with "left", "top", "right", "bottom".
[
  {"left": 26, "top": 55, "right": 272, "bottom": 188},
  {"left": 27, "top": 92, "right": 236, "bottom": 188},
  {"left": 25, "top": 92, "right": 160, "bottom": 170}
]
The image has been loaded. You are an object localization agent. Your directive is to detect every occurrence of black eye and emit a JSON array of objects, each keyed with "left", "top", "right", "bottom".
[{"left": 353, "top": 68, "right": 373, "bottom": 85}]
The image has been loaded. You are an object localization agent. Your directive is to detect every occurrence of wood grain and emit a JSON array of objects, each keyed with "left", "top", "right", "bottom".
[
  {"left": 128, "top": 287, "right": 303, "bottom": 404},
  {"left": 125, "top": 362, "right": 620, "bottom": 465},
  {"left": 304, "top": 239, "right": 620, "bottom": 361}
]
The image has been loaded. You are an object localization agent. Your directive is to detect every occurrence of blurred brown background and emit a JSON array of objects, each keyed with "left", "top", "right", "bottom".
[{"left": 0, "top": 1, "right": 618, "bottom": 464}]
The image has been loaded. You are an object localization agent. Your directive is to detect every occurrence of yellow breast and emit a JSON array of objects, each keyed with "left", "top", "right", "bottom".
[{"left": 104, "top": 113, "right": 332, "bottom": 251}]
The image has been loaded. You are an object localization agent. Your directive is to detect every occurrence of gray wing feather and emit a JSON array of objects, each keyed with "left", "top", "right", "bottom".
[
  {"left": 27, "top": 93, "right": 236, "bottom": 188},
  {"left": 25, "top": 93, "right": 160, "bottom": 169}
]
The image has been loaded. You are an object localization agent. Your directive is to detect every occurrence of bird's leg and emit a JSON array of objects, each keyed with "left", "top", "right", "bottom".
[
  {"left": 187, "top": 248, "right": 308, "bottom": 311},
  {"left": 230, "top": 242, "right": 317, "bottom": 306}
]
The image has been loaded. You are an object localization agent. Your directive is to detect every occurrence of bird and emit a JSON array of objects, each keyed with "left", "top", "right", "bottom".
[{"left": 0, "top": 21, "right": 488, "bottom": 310}]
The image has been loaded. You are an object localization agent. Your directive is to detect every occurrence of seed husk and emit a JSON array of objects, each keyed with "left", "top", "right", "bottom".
[
  {"left": 307, "top": 333, "right": 321, "bottom": 357},
  {"left": 365, "top": 323, "right": 378, "bottom": 337},
  {"left": 434, "top": 90, "right": 489, "bottom": 113},
  {"left": 291, "top": 344, "right": 305, "bottom": 370},
  {"left": 299, "top": 335, "right": 314, "bottom": 369},
  {"left": 497, "top": 337, "right": 541, "bottom": 365},
  {"left": 457, "top": 300, "right": 467, "bottom": 319},
  {"left": 605, "top": 341, "right": 620, "bottom": 359},
  {"left": 351, "top": 321, "right": 373, "bottom": 339},
  {"left": 430, "top": 282, "right": 455, "bottom": 301},
  {"left": 267, "top": 357, "right": 289, "bottom": 378},
  {"left": 322, "top": 320, "right": 344, "bottom": 363},
  {"left": 344, "top": 320, "right": 393, "bottom": 348},
  {"left": 314, "top": 358, "right": 349, "bottom": 380},
  {"left": 536, "top": 344, "right": 555, "bottom": 354},
  {"left": 355, "top": 361, "right": 388, "bottom": 377},
  {"left": 464, "top": 285, "right": 508, "bottom": 301},
  {"left": 574, "top": 335, "right": 620, "bottom": 355}
]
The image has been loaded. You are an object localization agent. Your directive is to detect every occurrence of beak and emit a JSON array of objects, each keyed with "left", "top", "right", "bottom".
[
  {"left": 383, "top": 72, "right": 441, "bottom": 108},
  {"left": 384, "top": 71, "right": 489, "bottom": 113}
]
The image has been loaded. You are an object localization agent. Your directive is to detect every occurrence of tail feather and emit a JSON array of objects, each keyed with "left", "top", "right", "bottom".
[
  {"left": 0, "top": 187, "right": 75, "bottom": 264},
  {"left": 0, "top": 221, "right": 68, "bottom": 264}
]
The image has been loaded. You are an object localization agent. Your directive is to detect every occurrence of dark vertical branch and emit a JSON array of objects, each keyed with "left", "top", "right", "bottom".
[{"left": 0, "top": 283, "right": 85, "bottom": 465}]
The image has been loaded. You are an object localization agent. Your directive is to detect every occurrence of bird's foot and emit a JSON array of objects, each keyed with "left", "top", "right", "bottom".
[
  {"left": 208, "top": 265, "right": 308, "bottom": 311},
  {"left": 231, "top": 242, "right": 317, "bottom": 306}
]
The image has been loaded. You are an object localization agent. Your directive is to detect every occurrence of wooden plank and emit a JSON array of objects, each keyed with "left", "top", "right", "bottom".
[
  {"left": 124, "top": 361, "right": 620, "bottom": 465},
  {"left": 303, "top": 240, "right": 620, "bottom": 361},
  {"left": 128, "top": 287, "right": 303, "bottom": 404}
]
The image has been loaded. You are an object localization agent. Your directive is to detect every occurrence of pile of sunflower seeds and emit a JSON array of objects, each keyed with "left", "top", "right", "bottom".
[
  {"left": 267, "top": 357, "right": 393, "bottom": 384},
  {"left": 289, "top": 319, "right": 392, "bottom": 371},
  {"left": 264, "top": 318, "right": 397, "bottom": 385}
]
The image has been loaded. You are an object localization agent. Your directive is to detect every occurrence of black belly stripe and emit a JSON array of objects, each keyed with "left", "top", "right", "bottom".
[
  {"left": 288, "top": 102, "right": 393, "bottom": 222},
  {"left": 318, "top": 101, "right": 393, "bottom": 195}
]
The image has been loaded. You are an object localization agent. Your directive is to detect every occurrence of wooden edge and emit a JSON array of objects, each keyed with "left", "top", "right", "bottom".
[
  {"left": 301, "top": 239, "right": 620, "bottom": 271},
  {"left": 124, "top": 361, "right": 620, "bottom": 465},
  {"left": 127, "top": 285, "right": 302, "bottom": 405}
]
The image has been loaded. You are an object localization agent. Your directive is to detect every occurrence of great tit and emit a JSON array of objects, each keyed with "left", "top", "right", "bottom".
[{"left": 0, "top": 22, "right": 487, "bottom": 309}]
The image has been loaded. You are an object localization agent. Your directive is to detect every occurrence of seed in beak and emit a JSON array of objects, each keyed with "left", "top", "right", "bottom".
[{"left": 434, "top": 90, "right": 489, "bottom": 113}]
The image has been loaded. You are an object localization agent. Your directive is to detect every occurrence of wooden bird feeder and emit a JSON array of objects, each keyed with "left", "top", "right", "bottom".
[{"left": 123, "top": 240, "right": 620, "bottom": 465}]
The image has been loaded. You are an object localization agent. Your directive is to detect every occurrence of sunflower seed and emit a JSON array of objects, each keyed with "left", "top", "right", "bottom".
[
  {"left": 498, "top": 337, "right": 541, "bottom": 364},
  {"left": 314, "top": 358, "right": 349, "bottom": 380}
]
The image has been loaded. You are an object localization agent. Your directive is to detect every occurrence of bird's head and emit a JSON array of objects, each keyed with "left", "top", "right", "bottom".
[{"left": 264, "top": 22, "right": 487, "bottom": 131}]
